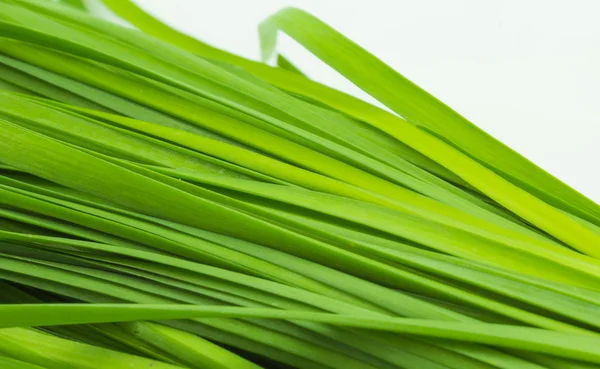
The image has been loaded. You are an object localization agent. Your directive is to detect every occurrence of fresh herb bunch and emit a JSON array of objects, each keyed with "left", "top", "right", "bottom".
[{"left": 0, "top": 1, "right": 599, "bottom": 368}]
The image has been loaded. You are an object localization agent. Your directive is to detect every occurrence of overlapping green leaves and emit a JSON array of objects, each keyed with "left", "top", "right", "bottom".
[{"left": 0, "top": 1, "right": 599, "bottom": 369}]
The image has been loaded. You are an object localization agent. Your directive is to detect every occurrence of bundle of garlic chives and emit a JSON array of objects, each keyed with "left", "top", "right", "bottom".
[{"left": 1, "top": 1, "right": 600, "bottom": 368}]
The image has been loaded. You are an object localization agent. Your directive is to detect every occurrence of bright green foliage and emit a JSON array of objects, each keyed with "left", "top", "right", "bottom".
[{"left": 0, "top": 1, "right": 599, "bottom": 368}]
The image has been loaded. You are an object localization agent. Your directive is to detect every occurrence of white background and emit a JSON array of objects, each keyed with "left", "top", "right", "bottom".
[{"left": 101, "top": 0, "right": 600, "bottom": 202}]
